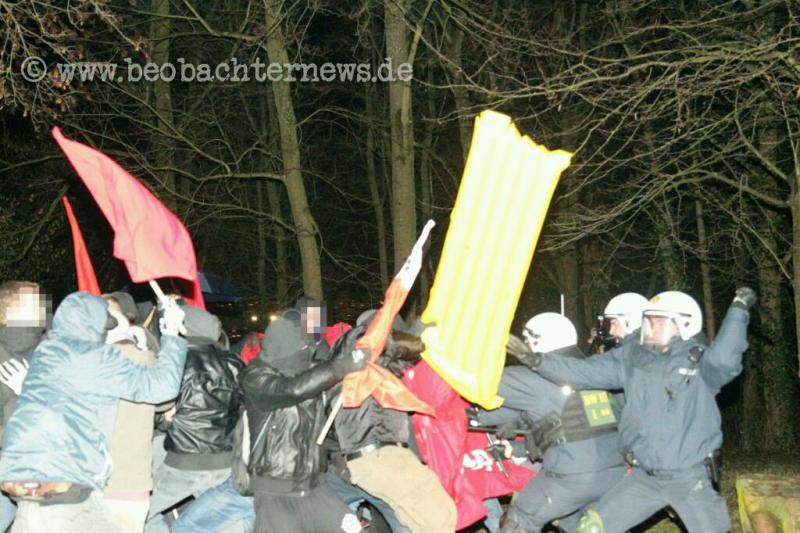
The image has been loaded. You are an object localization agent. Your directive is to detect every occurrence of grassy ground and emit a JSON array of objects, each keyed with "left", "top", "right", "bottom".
[{"left": 462, "top": 451, "right": 800, "bottom": 532}]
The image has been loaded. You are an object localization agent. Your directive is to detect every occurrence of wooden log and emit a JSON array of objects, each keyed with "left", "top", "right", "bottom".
[{"left": 737, "top": 473, "right": 800, "bottom": 532}]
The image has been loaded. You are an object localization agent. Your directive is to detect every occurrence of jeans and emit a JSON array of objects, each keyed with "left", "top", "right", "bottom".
[
  {"left": 13, "top": 492, "right": 118, "bottom": 533},
  {"left": 483, "top": 498, "right": 503, "bottom": 533},
  {"left": 171, "top": 478, "right": 254, "bottom": 533},
  {"left": 0, "top": 492, "right": 16, "bottom": 532},
  {"left": 326, "top": 471, "right": 410, "bottom": 533}
]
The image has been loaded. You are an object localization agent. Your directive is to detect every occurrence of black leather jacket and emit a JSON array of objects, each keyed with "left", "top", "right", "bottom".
[
  {"left": 164, "top": 342, "right": 244, "bottom": 470},
  {"left": 240, "top": 357, "right": 344, "bottom": 494}
]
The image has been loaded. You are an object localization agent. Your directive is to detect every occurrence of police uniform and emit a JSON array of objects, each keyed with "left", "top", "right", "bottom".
[
  {"left": 480, "top": 347, "right": 626, "bottom": 533},
  {"left": 535, "top": 306, "right": 749, "bottom": 532}
]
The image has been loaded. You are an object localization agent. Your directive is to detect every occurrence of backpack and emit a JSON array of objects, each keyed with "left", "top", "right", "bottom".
[{"left": 231, "top": 410, "right": 268, "bottom": 496}]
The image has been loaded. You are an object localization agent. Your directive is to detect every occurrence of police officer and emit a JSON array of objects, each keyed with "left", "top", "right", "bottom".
[
  {"left": 594, "top": 292, "right": 649, "bottom": 352},
  {"left": 478, "top": 312, "right": 626, "bottom": 533},
  {"left": 516, "top": 288, "right": 755, "bottom": 532}
]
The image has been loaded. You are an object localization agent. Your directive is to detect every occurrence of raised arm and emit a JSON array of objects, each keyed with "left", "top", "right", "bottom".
[
  {"left": 699, "top": 288, "right": 754, "bottom": 390},
  {"left": 99, "top": 334, "right": 189, "bottom": 404},
  {"left": 241, "top": 347, "right": 367, "bottom": 411}
]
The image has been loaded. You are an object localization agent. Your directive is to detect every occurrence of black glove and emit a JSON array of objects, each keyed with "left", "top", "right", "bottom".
[
  {"left": 332, "top": 346, "right": 370, "bottom": 377},
  {"left": 495, "top": 421, "right": 520, "bottom": 440},
  {"left": 732, "top": 287, "right": 757, "bottom": 310},
  {"left": 506, "top": 333, "right": 543, "bottom": 369}
]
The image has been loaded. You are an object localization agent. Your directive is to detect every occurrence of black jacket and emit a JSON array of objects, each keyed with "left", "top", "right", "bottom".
[
  {"left": 240, "top": 356, "right": 344, "bottom": 494},
  {"left": 164, "top": 342, "right": 244, "bottom": 470}
]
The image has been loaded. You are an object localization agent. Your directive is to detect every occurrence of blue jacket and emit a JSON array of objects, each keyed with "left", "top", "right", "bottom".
[
  {"left": 536, "top": 306, "right": 748, "bottom": 471},
  {"left": 0, "top": 292, "right": 188, "bottom": 491},
  {"left": 480, "top": 365, "right": 623, "bottom": 475}
]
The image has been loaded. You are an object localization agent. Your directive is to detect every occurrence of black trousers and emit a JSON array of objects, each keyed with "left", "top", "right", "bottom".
[{"left": 254, "top": 483, "right": 361, "bottom": 533}]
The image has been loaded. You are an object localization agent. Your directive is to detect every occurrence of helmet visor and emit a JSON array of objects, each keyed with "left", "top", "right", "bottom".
[{"left": 640, "top": 314, "right": 680, "bottom": 349}]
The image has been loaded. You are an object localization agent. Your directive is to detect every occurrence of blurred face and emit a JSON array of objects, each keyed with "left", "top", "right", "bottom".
[
  {"left": 608, "top": 318, "right": 627, "bottom": 340},
  {"left": 301, "top": 305, "right": 326, "bottom": 336},
  {"left": 5, "top": 287, "right": 48, "bottom": 328},
  {"left": 643, "top": 316, "right": 678, "bottom": 349}
]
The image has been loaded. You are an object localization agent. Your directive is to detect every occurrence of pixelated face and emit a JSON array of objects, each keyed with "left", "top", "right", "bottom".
[
  {"left": 5, "top": 287, "right": 49, "bottom": 328},
  {"left": 301, "top": 304, "right": 327, "bottom": 336}
]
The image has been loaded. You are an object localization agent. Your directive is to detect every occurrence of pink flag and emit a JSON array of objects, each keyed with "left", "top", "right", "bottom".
[{"left": 52, "top": 127, "right": 204, "bottom": 308}]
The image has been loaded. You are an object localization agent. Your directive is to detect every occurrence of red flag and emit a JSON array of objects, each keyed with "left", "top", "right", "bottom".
[
  {"left": 340, "top": 220, "right": 435, "bottom": 415},
  {"left": 52, "top": 127, "right": 204, "bottom": 308},
  {"left": 62, "top": 197, "right": 101, "bottom": 295},
  {"left": 404, "top": 361, "right": 534, "bottom": 529}
]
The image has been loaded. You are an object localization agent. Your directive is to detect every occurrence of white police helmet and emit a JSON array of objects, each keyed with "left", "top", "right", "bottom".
[
  {"left": 640, "top": 291, "right": 703, "bottom": 347},
  {"left": 522, "top": 312, "right": 578, "bottom": 354},
  {"left": 603, "top": 292, "right": 649, "bottom": 336}
]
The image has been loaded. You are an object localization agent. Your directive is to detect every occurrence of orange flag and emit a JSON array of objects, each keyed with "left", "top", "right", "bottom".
[
  {"left": 62, "top": 197, "right": 101, "bottom": 295},
  {"left": 341, "top": 220, "right": 436, "bottom": 416}
]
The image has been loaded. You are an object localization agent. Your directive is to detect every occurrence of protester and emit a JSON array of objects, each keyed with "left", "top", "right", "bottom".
[
  {"left": 0, "top": 291, "right": 187, "bottom": 533},
  {"left": 101, "top": 292, "right": 161, "bottom": 533},
  {"left": 517, "top": 289, "right": 755, "bottom": 532},
  {"left": 147, "top": 303, "right": 243, "bottom": 532},
  {"left": 331, "top": 313, "right": 456, "bottom": 533},
  {"left": 240, "top": 307, "right": 366, "bottom": 533},
  {"left": 0, "top": 282, "right": 48, "bottom": 531}
]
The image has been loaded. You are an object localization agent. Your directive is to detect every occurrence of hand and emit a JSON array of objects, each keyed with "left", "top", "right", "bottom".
[
  {"left": 732, "top": 287, "right": 757, "bottom": 310},
  {"left": 0, "top": 359, "right": 29, "bottom": 396},
  {"left": 506, "top": 333, "right": 543, "bottom": 369},
  {"left": 158, "top": 297, "right": 186, "bottom": 337},
  {"left": 333, "top": 346, "right": 369, "bottom": 377},
  {"left": 164, "top": 405, "right": 177, "bottom": 423}
]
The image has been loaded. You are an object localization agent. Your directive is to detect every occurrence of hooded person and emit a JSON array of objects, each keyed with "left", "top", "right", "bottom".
[
  {"left": 327, "top": 311, "right": 456, "bottom": 533},
  {"left": 0, "top": 291, "right": 187, "bottom": 533},
  {"left": 239, "top": 307, "right": 366, "bottom": 533},
  {"left": 476, "top": 312, "right": 625, "bottom": 533},
  {"left": 146, "top": 303, "right": 244, "bottom": 530}
]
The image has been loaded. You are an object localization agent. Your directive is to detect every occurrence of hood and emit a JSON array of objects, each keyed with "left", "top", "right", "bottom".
[
  {"left": 51, "top": 292, "right": 109, "bottom": 342},
  {"left": 104, "top": 291, "right": 138, "bottom": 322},
  {"left": 261, "top": 308, "right": 312, "bottom": 376},
  {"left": 181, "top": 304, "right": 222, "bottom": 345}
]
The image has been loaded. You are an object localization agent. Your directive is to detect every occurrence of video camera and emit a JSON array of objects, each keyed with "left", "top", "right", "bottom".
[{"left": 591, "top": 315, "right": 619, "bottom": 353}]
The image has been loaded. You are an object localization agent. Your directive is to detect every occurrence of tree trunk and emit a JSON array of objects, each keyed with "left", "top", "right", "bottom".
[
  {"left": 444, "top": 24, "right": 472, "bottom": 162},
  {"left": 385, "top": 0, "right": 417, "bottom": 272},
  {"left": 417, "top": 67, "right": 436, "bottom": 309},
  {"left": 756, "top": 122, "right": 795, "bottom": 450},
  {"left": 265, "top": 85, "right": 290, "bottom": 306},
  {"left": 366, "top": 84, "right": 389, "bottom": 288},
  {"left": 150, "top": 0, "right": 176, "bottom": 211},
  {"left": 794, "top": 187, "right": 800, "bottom": 376},
  {"left": 695, "top": 198, "right": 716, "bottom": 339},
  {"left": 264, "top": 0, "right": 322, "bottom": 299}
]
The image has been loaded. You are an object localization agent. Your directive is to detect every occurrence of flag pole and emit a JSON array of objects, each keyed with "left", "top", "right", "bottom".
[
  {"left": 316, "top": 220, "right": 435, "bottom": 445},
  {"left": 317, "top": 395, "right": 343, "bottom": 445}
]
